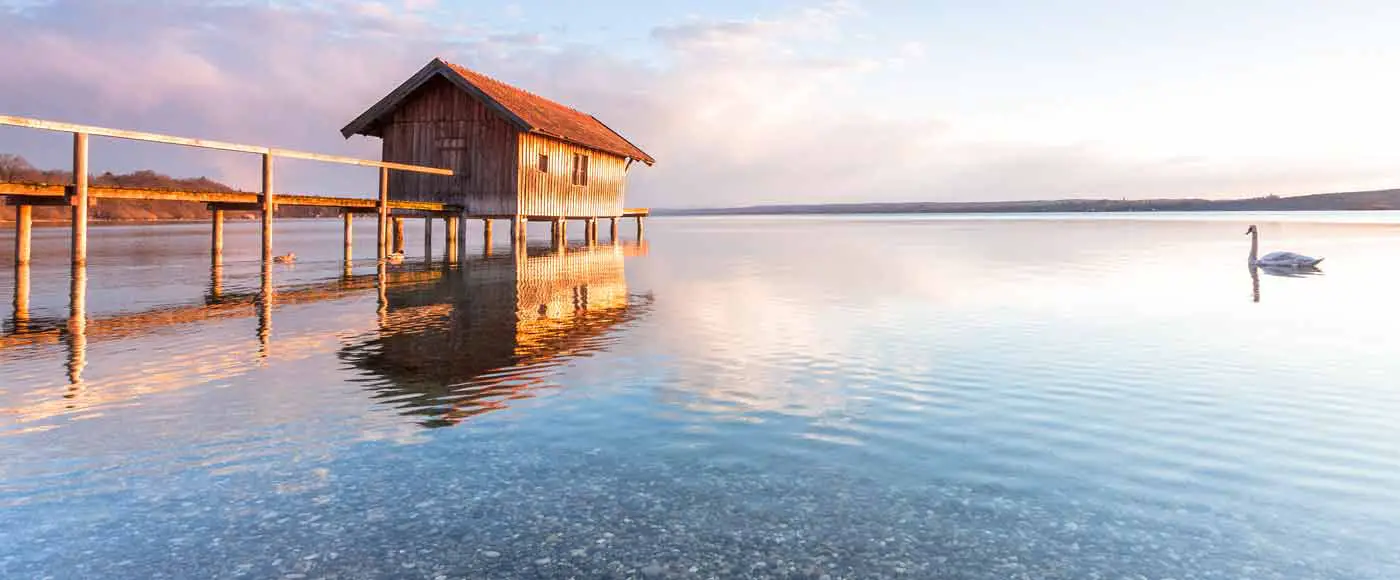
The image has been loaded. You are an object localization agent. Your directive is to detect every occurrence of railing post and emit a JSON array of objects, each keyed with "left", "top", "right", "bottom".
[
  {"left": 71, "top": 132, "right": 88, "bottom": 266},
  {"left": 211, "top": 208, "right": 224, "bottom": 266},
  {"left": 15, "top": 205, "right": 32, "bottom": 265},
  {"left": 377, "top": 167, "right": 389, "bottom": 260},
  {"left": 260, "top": 153, "right": 274, "bottom": 263}
]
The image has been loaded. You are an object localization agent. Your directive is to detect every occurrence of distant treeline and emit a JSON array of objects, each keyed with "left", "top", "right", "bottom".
[
  {"left": 655, "top": 189, "right": 1400, "bottom": 216},
  {"left": 0, "top": 154, "right": 339, "bottom": 222}
]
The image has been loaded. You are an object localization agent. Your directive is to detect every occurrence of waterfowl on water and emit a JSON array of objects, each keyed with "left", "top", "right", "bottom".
[
  {"left": 1246, "top": 225, "right": 1323, "bottom": 268},
  {"left": 272, "top": 252, "right": 296, "bottom": 264}
]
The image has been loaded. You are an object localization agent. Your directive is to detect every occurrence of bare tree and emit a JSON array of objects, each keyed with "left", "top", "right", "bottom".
[{"left": 0, "top": 153, "right": 36, "bottom": 182}]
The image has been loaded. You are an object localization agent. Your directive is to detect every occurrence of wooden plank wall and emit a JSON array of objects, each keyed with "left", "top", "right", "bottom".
[
  {"left": 380, "top": 77, "right": 518, "bottom": 215},
  {"left": 518, "top": 133, "right": 627, "bottom": 217}
]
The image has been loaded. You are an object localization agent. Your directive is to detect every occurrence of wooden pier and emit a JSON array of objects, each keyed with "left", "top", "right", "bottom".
[
  {"left": 2, "top": 115, "right": 460, "bottom": 269},
  {"left": 3, "top": 115, "right": 650, "bottom": 267}
]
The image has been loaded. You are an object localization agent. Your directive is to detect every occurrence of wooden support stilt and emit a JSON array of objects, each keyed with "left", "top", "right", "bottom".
[
  {"left": 211, "top": 208, "right": 224, "bottom": 266},
  {"left": 392, "top": 216, "right": 405, "bottom": 254},
  {"left": 636, "top": 216, "right": 645, "bottom": 240},
  {"left": 71, "top": 132, "right": 89, "bottom": 266},
  {"left": 445, "top": 215, "right": 459, "bottom": 263},
  {"left": 260, "top": 153, "right": 274, "bottom": 264},
  {"left": 610, "top": 217, "right": 619, "bottom": 243},
  {"left": 483, "top": 218, "right": 493, "bottom": 247},
  {"left": 423, "top": 216, "right": 433, "bottom": 260},
  {"left": 557, "top": 218, "right": 567, "bottom": 242},
  {"left": 511, "top": 217, "right": 526, "bottom": 246},
  {"left": 15, "top": 205, "right": 31, "bottom": 266},
  {"left": 586, "top": 218, "right": 598, "bottom": 245},
  {"left": 377, "top": 167, "right": 389, "bottom": 260},
  {"left": 456, "top": 214, "right": 467, "bottom": 260},
  {"left": 343, "top": 211, "right": 355, "bottom": 261}
]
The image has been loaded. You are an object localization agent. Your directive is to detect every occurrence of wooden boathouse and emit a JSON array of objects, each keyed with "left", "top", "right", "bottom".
[{"left": 340, "top": 58, "right": 656, "bottom": 243}]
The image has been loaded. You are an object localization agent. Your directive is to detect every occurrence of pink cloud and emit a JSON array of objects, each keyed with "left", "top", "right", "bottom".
[{"left": 1, "top": 0, "right": 1391, "bottom": 208}]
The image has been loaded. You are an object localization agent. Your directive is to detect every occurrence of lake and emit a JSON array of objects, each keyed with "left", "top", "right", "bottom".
[{"left": 2, "top": 214, "right": 1399, "bottom": 579}]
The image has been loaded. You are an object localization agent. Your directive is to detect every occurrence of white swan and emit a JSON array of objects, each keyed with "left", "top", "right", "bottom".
[{"left": 1246, "top": 225, "right": 1323, "bottom": 268}]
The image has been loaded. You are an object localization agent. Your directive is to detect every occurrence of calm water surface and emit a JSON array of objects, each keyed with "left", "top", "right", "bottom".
[{"left": 2, "top": 215, "right": 1399, "bottom": 579}]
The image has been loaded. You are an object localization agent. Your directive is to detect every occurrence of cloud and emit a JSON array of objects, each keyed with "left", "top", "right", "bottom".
[{"left": 0, "top": 0, "right": 1393, "bottom": 208}]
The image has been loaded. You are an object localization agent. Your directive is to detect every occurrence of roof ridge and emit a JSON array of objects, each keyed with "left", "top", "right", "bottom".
[
  {"left": 438, "top": 59, "right": 591, "bottom": 117},
  {"left": 345, "top": 57, "right": 654, "bottom": 164}
]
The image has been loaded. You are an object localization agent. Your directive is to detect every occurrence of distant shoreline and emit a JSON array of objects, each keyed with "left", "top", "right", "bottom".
[{"left": 653, "top": 187, "right": 1400, "bottom": 216}]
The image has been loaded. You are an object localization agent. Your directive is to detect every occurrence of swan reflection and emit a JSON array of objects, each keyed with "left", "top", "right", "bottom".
[{"left": 1250, "top": 262, "right": 1323, "bottom": 303}]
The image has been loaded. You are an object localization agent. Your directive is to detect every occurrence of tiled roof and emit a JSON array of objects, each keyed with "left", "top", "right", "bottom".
[{"left": 342, "top": 58, "right": 654, "bottom": 165}]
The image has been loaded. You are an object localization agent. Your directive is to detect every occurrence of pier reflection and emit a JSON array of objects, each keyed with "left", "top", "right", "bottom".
[
  {"left": 66, "top": 264, "right": 86, "bottom": 387},
  {"left": 340, "top": 240, "right": 653, "bottom": 427},
  {"left": 2, "top": 238, "right": 651, "bottom": 429},
  {"left": 10, "top": 262, "right": 29, "bottom": 333}
]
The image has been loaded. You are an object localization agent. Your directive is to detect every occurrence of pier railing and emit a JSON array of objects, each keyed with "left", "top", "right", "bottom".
[{"left": 0, "top": 115, "right": 454, "bottom": 265}]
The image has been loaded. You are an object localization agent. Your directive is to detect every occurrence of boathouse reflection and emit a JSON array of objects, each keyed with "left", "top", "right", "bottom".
[{"left": 341, "top": 241, "right": 653, "bottom": 427}]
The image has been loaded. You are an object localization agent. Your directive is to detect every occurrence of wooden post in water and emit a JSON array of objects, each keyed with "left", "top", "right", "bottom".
[
  {"left": 423, "top": 216, "right": 433, "bottom": 260},
  {"left": 377, "top": 167, "right": 389, "bottom": 260},
  {"left": 586, "top": 218, "right": 598, "bottom": 245},
  {"left": 610, "top": 217, "right": 619, "bottom": 243},
  {"left": 511, "top": 217, "right": 526, "bottom": 246},
  {"left": 444, "top": 215, "right": 459, "bottom": 263},
  {"left": 260, "top": 153, "right": 274, "bottom": 264},
  {"left": 482, "top": 218, "right": 493, "bottom": 249},
  {"left": 343, "top": 212, "right": 354, "bottom": 263},
  {"left": 15, "top": 205, "right": 32, "bottom": 266},
  {"left": 71, "top": 132, "right": 89, "bottom": 266},
  {"left": 211, "top": 208, "right": 225, "bottom": 266},
  {"left": 392, "top": 217, "right": 405, "bottom": 254},
  {"left": 456, "top": 214, "right": 468, "bottom": 260},
  {"left": 636, "top": 216, "right": 645, "bottom": 240}
]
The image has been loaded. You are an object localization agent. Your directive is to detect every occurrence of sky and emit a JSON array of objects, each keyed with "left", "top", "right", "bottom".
[{"left": 2, "top": 0, "right": 1400, "bottom": 208}]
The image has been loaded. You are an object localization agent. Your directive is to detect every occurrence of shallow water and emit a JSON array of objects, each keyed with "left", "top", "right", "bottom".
[{"left": 2, "top": 214, "right": 1399, "bottom": 579}]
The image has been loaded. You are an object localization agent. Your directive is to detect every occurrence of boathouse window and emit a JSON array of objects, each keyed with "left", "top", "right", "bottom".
[
  {"left": 437, "top": 139, "right": 467, "bottom": 178},
  {"left": 537, "top": 153, "right": 548, "bottom": 173},
  {"left": 571, "top": 153, "right": 589, "bottom": 186}
]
